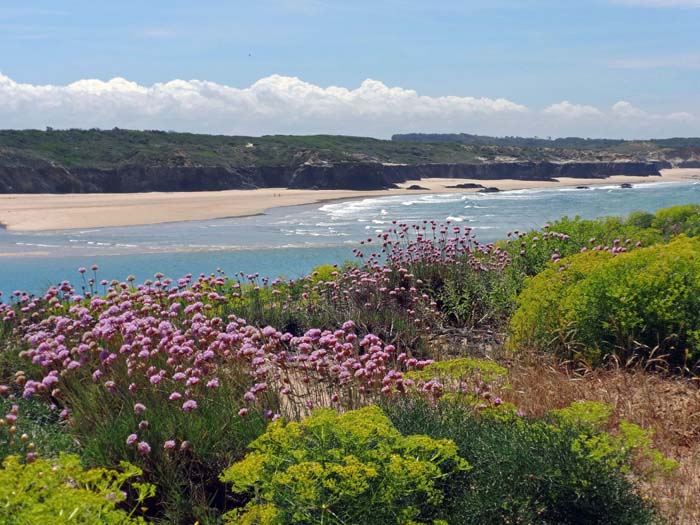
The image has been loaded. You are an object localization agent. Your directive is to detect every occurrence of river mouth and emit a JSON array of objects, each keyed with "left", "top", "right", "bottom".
[{"left": 1, "top": 180, "right": 698, "bottom": 293}]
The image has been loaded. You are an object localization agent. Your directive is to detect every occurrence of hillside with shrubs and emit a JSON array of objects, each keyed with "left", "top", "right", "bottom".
[{"left": 1, "top": 204, "right": 700, "bottom": 524}]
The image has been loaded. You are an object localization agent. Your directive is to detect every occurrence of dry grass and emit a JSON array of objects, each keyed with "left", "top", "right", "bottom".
[{"left": 499, "top": 354, "right": 700, "bottom": 524}]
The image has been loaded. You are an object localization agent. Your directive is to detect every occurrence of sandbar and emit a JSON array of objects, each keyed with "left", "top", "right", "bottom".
[{"left": 0, "top": 169, "right": 698, "bottom": 232}]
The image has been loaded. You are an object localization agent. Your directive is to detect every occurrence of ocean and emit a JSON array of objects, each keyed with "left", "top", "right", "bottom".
[{"left": 1, "top": 180, "right": 699, "bottom": 294}]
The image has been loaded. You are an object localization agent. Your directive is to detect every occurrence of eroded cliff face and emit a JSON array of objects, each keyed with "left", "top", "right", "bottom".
[{"left": 0, "top": 159, "right": 661, "bottom": 194}]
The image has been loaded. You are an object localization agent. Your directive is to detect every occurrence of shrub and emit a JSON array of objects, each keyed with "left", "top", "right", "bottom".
[
  {"left": 627, "top": 210, "right": 655, "bottom": 230},
  {"left": 220, "top": 406, "right": 469, "bottom": 525},
  {"left": 0, "top": 453, "right": 153, "bottom": 524},
  {"left": 502, "top": 215, "right": 661, "bottom": 279},
  {"left": 69, "top": 376, "right": 270, "bottom": 525},
  {"left": 550, "top": 401, "right": 678, "bottom": 478},
  {"left": 509, "top": 236, "right": 700, "bottom": 371},
  {"left": 652, "top": 204, "right": 700, "bottom": 238},
  {"left": 385, "top": 399, "right": 659, "bottom": 525}
]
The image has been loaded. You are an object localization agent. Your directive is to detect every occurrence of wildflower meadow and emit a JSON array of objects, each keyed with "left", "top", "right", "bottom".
[{"left": 2, "top": 204, "right": 700, "bottom": 524}]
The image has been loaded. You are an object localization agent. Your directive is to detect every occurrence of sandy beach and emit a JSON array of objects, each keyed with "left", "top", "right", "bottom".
[{"left": 1, "top": 168, "right": 698, "bottom": 232}]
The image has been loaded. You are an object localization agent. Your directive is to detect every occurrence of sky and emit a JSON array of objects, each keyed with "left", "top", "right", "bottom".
[{"left": 0, "top": 0, "right": 699, "bottom": 138}]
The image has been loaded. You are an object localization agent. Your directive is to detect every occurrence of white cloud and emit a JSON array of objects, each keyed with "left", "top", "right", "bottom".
[
  {"left": 0, "top": 73, "right": 696, "bottom": 138},
  {"left": 611, "top": 100, "right": 647, "bottom": 118},
  {"left": 667, "top": 111, "right": 695, "bottom": 120},
  {"left": 611, "top": 100, "right": 694, "bottom": 122},
  {"left": 544, "top": 101, "right": 603, "bottom": 118}
]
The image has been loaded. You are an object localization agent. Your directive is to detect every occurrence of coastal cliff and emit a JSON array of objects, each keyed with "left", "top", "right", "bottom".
[
  {"left": 0, "top": 129, "right": 680, "bottom": 194},
  {"left": 0, "top": 160, "right": 661, "bottom": 193}
]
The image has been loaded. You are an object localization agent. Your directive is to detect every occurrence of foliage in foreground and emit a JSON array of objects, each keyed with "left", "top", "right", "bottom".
[
  {"left": 220, "top": 406, "right": 468, "bottom": 525},
  {"left": 385, "top": 399, "right": 661, "bottom": 525},
  {"left": 2, "top": 204, "right": 700, "bottom": 523},
  {"left": 510, "top": 236, "right": 700, "bottom": 370},
  {"left": 0, "top": 454, "right": 153, "bottom": 525},
  {"left": 502, "top": 204, "right": 700, "bottom": 280}
]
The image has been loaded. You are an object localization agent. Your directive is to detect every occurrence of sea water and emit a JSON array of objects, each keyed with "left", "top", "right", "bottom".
[{"left": 1, "top": 181, "right": 699, "bottom": 294}]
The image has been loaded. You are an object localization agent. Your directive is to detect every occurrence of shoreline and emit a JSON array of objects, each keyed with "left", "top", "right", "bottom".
[{"left": 0, "top": 169, "right": 698, "bottom": 232}]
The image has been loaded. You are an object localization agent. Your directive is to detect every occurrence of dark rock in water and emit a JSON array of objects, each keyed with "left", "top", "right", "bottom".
[
  {"left": 576, "top": 185, "right": 590, "bottom": 189},
  {"left": 479, "top": 186, "right": 500, "bottom": 193},
  {"left": 445, "top": 182, "right": 484, "bottom": 189},
  {"left": 406, "top": 184, "right": 429, "bottom": 190},
  {"left": 620, "top": 183, "right": 633, "bottom": 188}
]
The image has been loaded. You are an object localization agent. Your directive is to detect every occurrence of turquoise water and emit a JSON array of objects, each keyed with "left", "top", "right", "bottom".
[{"left": 2, "top": 180, "right": 699, "bottom": 294}]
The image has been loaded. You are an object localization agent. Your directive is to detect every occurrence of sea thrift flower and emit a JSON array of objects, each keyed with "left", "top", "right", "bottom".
[
  {"left": 182, "top": 399, "right": 198, "bottom": 412},
  {"left": 133, "top": 403, "right": 146, "bottom": 415},
  {"left": 137, "top": 441, "right": 151, "bottom": 455},
  {"left": 126, "top": 433, "right": 138, "bottom": 446},
  {"left": 164, "top": 440, "right": 176, "bottom": 450}
]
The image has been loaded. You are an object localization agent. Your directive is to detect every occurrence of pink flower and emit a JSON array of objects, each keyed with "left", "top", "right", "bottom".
[
  {"left": 134, "top": 403, "right": 146, "bottom": 415},
  {"left": 137, "top": 441, "right": 151, "bottom": 455},
  {"left": 238, "top": 408, "right": 249, "bottom": 417},
  {"left": 126, "top": 433, "right": 138, "bottom": 446},
  {"left": 164, "top": 440, "right": 177, "bottom": 450},
  {"left": 182, "top": 399, "right": 197, "bottom": 412}
]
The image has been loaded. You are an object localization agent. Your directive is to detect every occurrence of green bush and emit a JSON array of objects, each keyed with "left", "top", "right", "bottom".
[
  {"left": 64, "top": 373, "right": 270, "bottom": 525},
  {"left": 652, "top": 204, "right": 700, "bottom": 238},
  {"left": 503, "top": 214, "right": 662, "bottom": 278},
  {"left": 0, "top": 454, "right": 153, "bottom": 524},
  {"left": 385, "top": 399, "right": 659, "bottom": 525},
  {"left": 503, "top": 204, "right": 700, "bottom": 283},
  {"left": 550, "top": 401, "right": 677, "bottom": 478},
  {"left": 509, "top": 236, "right": 700, "bottom": 370},
  {"left": 437, "top": 262, "right": 518, "bottom": 328},
  {"left": 220, "top": 406, "right": 469, "bottom": 525},
  {"left": 627, "top": 210, "right": 655, "bottom": 230}
]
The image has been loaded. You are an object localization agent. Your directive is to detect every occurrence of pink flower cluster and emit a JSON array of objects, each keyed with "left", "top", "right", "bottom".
[
  {"left": 357, "top": 220, "right": 511, "bottom": 271},
  {"left": 0, "top": 222, "right": 536, "bottom": 452},
  {"left": 2, "top": 269, "right": 440, "bottom": 451}
]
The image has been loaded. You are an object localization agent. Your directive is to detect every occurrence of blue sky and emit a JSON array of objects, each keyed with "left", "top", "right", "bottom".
[{"left": 0, "top": 0, "right": 699, "bottom": 137}]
